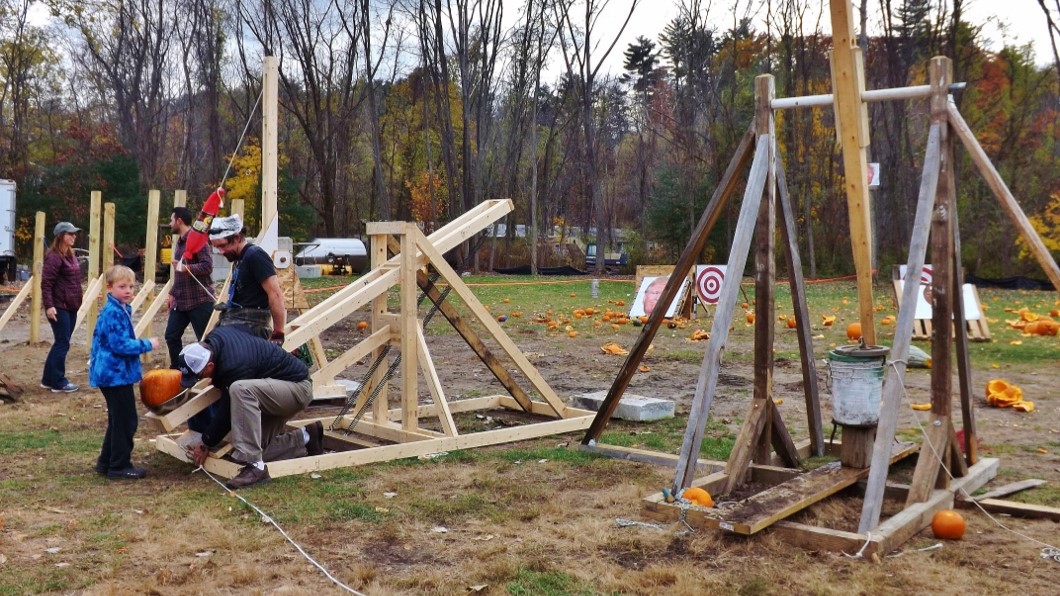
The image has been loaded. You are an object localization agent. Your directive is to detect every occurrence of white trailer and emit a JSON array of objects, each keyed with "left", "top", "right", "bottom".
[{"left": 0, "top": 179, "right": 16, "bottom": 283}]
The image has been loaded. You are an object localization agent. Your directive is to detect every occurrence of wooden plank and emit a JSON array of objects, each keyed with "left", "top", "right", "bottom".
[
  {"left": 674, "top": 138, "right": 770, "bottom": 490},
  {"left": 0, "top": 277, "right": 33, "bottom": 333},
  {"left": 250, "top": 412, "right": 596, "bottom": 478},
  {"left": 143, "top": 189, "right": 160, "bottom": 302},
  {"left": 770, "top": 520, "right": 881, "bottom": 554},
  {"left": 971, "top": 479, "right": 1047, "bottom": 501},
  {"left": 30, "top": 212, "right": 44, "bottom": 343},
  {"left": 399, "top": 228, "right": 419, "bottom": 432},
  {"left": 769, "top": 404, "right": 801, "bottom": 469},
  {"left": 775, "top": 159, "right": 824, "bottom": 456},
  {"left": 134, "top": 278, "right": 172, "bottom": 338},
  {"left": 86, "top": 191, "right": 102, "bottom": 337},
  {"left": 583, "top": 125, "right": 756, "bottom": 443},
  {"left": 958, "top": 498, "right": 1060, "bottom": 521},
  {"left": 130, "top": 279, "right": 156, "bottom": 315},
  {"left": 409, "top": 227, "right": 569, "bottom": 418},
  {"left": 829, "top": 1, "right": 875, "bottom": 345},
  {"left": 859, "top": 123, "right": 942, "bottom": 533},
  {"left": 907, "top": 416, "right": 951, "bottom": 503},
  {"left": 73, "top": 274, "right": 104, "bottom": 333},
  {"left": 143, "top": 386, "right": 221, "bottom": 432},
  {"left": 314, "top": 325, "right": 391, "bottom": 381},
  {"left": 947, "top": 103, "right": 1060, "bottom": 292},
  {"left": 415, "top": 324, "right": 457, "bottom": 436}
]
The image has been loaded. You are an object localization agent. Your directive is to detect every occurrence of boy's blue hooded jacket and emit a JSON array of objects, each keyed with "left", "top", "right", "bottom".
[{"left": 89, "top": 294, "right": 153, "bottom": 388}]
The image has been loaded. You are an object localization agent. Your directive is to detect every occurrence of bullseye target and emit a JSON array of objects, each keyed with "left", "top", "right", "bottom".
[
  {"left": 695, "top": 265, "right": 726, "bottom": 304},
  {"left": 919, "top": 265, "right": 933, "bottom": 285}
]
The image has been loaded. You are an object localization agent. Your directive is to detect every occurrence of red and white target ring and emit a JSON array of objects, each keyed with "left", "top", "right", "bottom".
[{"left": 696, "top": 266, "right": 726, "bottom": 304}]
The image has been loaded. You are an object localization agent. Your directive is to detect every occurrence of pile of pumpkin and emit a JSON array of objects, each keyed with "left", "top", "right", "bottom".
[
  {"left": 1005, "top": 307, "right": 1059, "bottom": 336},
  {"left": 985, "top": 379, "right": 1034, "bottom": 412}
]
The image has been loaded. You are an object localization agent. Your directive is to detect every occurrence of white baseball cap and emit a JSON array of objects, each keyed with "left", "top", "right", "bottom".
[
  {"left": 177, "top": 343, "right": 212, "bottom": 387},
  {"left": 208, "top": 214, "right": 243, "bottom": 241}
]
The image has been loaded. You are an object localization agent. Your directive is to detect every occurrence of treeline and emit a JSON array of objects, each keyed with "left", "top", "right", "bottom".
[{"left": 0, "top": 0, "right": 1057, "bottom": 277}]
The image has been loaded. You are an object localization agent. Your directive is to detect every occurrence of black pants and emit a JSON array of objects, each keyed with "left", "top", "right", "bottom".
[
  {"left": 98, "top": 384, "right": 139, "bottom": 472},
  {"left": 165, "top": 302, "right": 214, "bottom": 367}
]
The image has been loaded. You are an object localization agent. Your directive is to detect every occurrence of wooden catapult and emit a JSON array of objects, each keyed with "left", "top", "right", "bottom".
[
  {"left": 148, "top": 198, "right": 596, "bottom": 479},
  {"left": 579, "top": 4, "right": 1060, "bottom": 554}
]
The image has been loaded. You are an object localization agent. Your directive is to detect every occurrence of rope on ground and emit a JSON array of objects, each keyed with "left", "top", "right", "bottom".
[
  {"left": 195, "top": 465, "right": 366, "bottom": 595},
  {"left": 894, "top": 362, "right": 1060, "bottom": 563}
]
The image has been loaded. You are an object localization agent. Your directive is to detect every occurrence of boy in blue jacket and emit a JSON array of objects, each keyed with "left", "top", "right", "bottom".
[{"left": 89, "top": 266, "right": 160, "bottom": 479}]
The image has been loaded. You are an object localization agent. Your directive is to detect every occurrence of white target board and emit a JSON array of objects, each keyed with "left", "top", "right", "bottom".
[
  {"left": 695, "top": 265, "right": 727, "bottom": 305},
  {"left": 897, "top": 280, "right": 982, "bottom": 320},
  {"left": 898, "top": 264, "right": 933, "bottom": 285},
  {"left": 629, "top": 275, "right": 689, "bottom": 319}
]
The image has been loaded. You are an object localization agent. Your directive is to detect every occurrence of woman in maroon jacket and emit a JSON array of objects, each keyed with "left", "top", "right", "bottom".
[{"left": 40, "top": 222, "right": 84, "bottom": 392}]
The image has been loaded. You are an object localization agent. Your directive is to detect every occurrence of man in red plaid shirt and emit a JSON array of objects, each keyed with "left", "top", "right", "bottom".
[{"left": 165, "top": 207, "right": 215, "bottom": 370}]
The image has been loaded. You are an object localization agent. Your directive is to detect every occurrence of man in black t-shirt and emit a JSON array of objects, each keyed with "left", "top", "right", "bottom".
[{"left": 208, "top": 214, "right": 287, "bottom": 343}]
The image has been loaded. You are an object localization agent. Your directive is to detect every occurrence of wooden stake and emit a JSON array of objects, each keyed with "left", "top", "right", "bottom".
[
  {"left": 87, "top": 191, "right": 102, "bottom": 336},
  {"left": 859, "top": 124, "right": 942, "bottom": 532},
  {"left": 30, "top": 212, "right": 44, "bottom": 343}
]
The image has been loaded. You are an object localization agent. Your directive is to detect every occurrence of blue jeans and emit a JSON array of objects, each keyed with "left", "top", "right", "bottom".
[
  {"left": 42, "top": 308, "right": 75, "bottom": 388},
  {"left": 165, "top": 302, "right": 217, "bottom": 432}
]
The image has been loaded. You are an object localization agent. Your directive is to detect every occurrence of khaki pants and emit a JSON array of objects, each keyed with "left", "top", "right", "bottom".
[{"left": 229, "top": 378, "right": 313, "bottom": 464}]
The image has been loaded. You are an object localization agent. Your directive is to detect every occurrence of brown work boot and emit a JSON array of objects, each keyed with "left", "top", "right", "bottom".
[
  {"left": 225, "top": 464, "right": 271, "bottom": 489},
  {"left": 305, "top": 421, "right": 325, "bottom": 456}
]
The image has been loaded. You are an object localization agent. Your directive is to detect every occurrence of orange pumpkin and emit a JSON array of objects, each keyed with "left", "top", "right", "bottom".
[
  {"left": 746, "top": 311, "right": 756, "bottom": 324},
  {"left": 931, "top": 509, "right": 966, "bottom": 540},
  {"left": 683, "top": 486, "right": 714, "bottom": 508},
  {"left": 356, "top": 321, "right": 369, "bottom": 331},
  {"left": 140, "top": 368, "right": 189, "bottom": 414},
  {"left": 786, "top": 317, "right": 797, "bottom": 329},
  {"left": 846, "top": 322, "right": 862, "bottom": 341}
]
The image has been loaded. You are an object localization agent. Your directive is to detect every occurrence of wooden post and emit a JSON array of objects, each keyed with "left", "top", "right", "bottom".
[
  {"left": 859, "top": 124, "right": 942, "bottom": 532},
  {"left": 370, "top": 230, "right": 390, "bottom": 423},
  {"left": 908, "top": 57, "right": 955, "bottom": 504},
  {"left": 399, "top": 226, "right": 418, "bottom": 431},
  {"left": 30, "top": 212, "right": 45, "bottom": 343},
  {"left": 144, "top": 190, "right": 160, "bottom": 294},
  {"left": 829, "top": 0, "right": 876, "bottom": 345},
  {"left": 86, "top": 191, "right": 102, "bottom": 336},
  {"left": 261, "top": 56, "right": 279, "bottom": 254},
  {"left": 102, "top": 203, "right": 115, "bottom": 273}
]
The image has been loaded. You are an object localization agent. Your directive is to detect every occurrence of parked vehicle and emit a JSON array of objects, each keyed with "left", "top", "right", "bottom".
[
  {"left": 294, "top": 238, "right": 369, "bottom": 275},
  {"left": 0, "top": 180, "right": 17, "bottom": 283},
  {"left": 584, "top": 243, "right": 628, "bottom": 270}
]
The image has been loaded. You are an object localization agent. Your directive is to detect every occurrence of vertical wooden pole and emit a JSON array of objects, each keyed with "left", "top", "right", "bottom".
[
  {"left": 829, "top": 0, "right": 876, "bottom": 345},
  {"left": 261, "top": 56, "right": 279, "bottom": 254},
  {"left": 751, "top": 75, "right": 777, "bottom": 467},
  {"left": 172, "top": 190, "right": 186, "bottom": 278},
  {"left": 908, "top": 57, "right": 955, "bottom": 504},
  {"left": 399, "top": 226, "right": 418, "bottom": 431},
  {"left": 102, "top": 203, "right": 115, "bottom": 273},
  {"left": 30, "top": 212, "right": 45, "bottom": 343},
  {"left": 144, "top": 190, "right": 160, "bottom": 292},
  {"left": 950, "top": 188, "right": 977, "bottom": 466},
  {"left": 370, "top": 232, "right": 389, "bottom": 423},
  {"left": 87, "top": 191, "right": 102, "bottom": 337}
]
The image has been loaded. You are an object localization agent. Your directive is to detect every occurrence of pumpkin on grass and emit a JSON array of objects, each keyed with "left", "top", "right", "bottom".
[{"left": 931, "top": 509, "right": 966, "bottom": 540}]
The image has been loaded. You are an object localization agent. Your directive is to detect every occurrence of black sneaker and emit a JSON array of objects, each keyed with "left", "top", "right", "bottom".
[
  {"left": 107, "top": 466, "right": 147, "bottom": 480},
  {"left": 305, "top": 421, "right": 325, "bottom": 456},
  {"left": 226, "top": 464, "right": 270, "bottom": 490}
]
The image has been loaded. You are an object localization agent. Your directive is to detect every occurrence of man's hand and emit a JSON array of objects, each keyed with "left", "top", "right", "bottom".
[
  {"left": 189, "top": 441, "right": 210, "bottom": 467},
  {"left": 269, "top": 331, "right": 285, "bottom": 346}
]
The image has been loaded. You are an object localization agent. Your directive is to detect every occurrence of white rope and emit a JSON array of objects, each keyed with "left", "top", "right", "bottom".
[
  {"left": 194, "top": 466, "right": 366, "bottom": 594},
  {"left": 891, "top": 362, "right": 1060, "bottom": 561},
  {"left": 220, "top": 89, "right": 264, "bottom": 188}
]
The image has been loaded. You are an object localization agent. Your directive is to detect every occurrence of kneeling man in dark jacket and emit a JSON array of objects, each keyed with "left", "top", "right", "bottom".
[{"left": 178, "top": 326, "right": 324, "bottom": 489}]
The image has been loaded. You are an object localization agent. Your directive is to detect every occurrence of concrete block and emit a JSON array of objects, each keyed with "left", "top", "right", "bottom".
[
  {"left": 297, "top": 264, "right": 322, "bottom": 278},
  {"left": 571, "top": 390, "right": 674, "bottom": 422}
]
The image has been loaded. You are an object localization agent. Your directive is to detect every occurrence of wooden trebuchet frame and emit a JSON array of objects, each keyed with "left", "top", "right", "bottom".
[{"left": 151, "top": 199, "right": 595, "bottom": 479}]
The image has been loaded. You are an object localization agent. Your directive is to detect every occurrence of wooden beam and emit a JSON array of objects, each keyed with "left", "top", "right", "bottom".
[
  {"left": 415, "top": 324, "right": 457, "bottom": 436},
  {"left": 583, "top": 125, "right": 756, "bottom": 443},
  {"left": 859, "top": 124, "right": 942, "bottom": 533},
  {"left": 769, "top": 403, "right": 801, "bottom": 468},
  {"left": 775, "top": 160, "right": 824, "bottom": 456},
  {"left": 86, "top": 191, "right": 102, "bottom": 336},
  {"left": 947, "top": 103, "right": 1060, "bottom": 291},
  {"left": 958, "top": 498, "right": 1060, "bottom": 521},
  {"left": 399, "top": 228, "right": 419, "bottom": 432},
  {"left": 409, "top": 227, "right": 570, "bottom": 417},
  {"left": 0, "top": 277, "right": 33, "bottom": 333},
  {"left": 73, "top": 275, "right": 105, "bottom": 332},
  {"left": 829, "top": 0, "right": 876, "bottom": 345},
  {"left": 143, "top": 386, "right": 221, "bottom": 433},
  {"left": 134, "top": 278, "right": 172, "bottom": 338},
  {"left": 972, "top": 479, "right": 1047, "bottom": 501},
  {"left": 143, "top": 189, "right": 160, "bottom": 301},
  {"left": 947, "top": 140, "right": 977, "bottom": 466},
  {"left": 675, "top": 138, "right": 771, "bottom": 490},
  {"left": 30, "top": 212, "right": 44, "bottom": 343},
  {"left": 314, "top": 325, "right": 391, "bottom": 381}
]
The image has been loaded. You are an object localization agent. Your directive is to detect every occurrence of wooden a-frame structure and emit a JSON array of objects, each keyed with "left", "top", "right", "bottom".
[
  {"left": 150, "top": 199, "right": 595, "bottom": 479},
  {"left": 582, "top": 55, "right": 1060, "bottom": 555}
]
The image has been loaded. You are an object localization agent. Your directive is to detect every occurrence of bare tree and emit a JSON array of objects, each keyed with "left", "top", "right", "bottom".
[{"left": 554, "top": 0, "right": 640, "bottom": 274}]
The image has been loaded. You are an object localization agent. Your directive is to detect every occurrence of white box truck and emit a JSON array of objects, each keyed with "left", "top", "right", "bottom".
[{"left": 0, "top": 179, "right": 17, "bottom": 283}]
